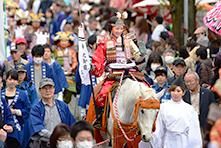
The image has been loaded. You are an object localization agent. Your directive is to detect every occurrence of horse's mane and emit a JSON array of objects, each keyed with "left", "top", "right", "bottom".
[{"left": 135, "top": 80, "right": 159, "bottom": 100}]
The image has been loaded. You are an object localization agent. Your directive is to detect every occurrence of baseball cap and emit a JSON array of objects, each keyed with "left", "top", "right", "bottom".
[
  {"left": 10, "top": 45, "right": 20, "bottom": 52},
  {"left": 194, "top": 27, "right": 206, "bottom": 34},
  {"left": 39, "top": 78, "right": 55, "bottom": 89},
  {"left": 15, "top": 63, "right": 26, "bottom": 72},
  {"left": 173, "top": 59, "right": 186, "bottom": 66},
  {"left": 16, "top": 38, "right": 26, "bottom": 44},
  {"left": 154, "top": 66, "right": 167, "bottom": 76}
]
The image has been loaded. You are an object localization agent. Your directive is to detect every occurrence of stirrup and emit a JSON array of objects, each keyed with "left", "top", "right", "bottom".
[{"left": 92, "top": 119, "right": 102, "bottom": 130}]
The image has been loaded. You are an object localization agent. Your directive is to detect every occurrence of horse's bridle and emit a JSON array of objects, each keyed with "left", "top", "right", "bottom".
[{"left": 132, "top": 97, "right": 160, "bottom": 125}]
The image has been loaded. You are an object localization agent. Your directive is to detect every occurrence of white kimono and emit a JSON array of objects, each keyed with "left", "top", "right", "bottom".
[{"left": 149, "top": 99, "right": 202, "bottom": 148}]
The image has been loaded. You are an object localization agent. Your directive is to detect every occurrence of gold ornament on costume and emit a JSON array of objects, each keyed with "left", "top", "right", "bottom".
[
  {"left": 53, "top": 31, "right": 75, "bottom": 42},
  {"left": 15, "top": 9, "right": 29, "bottom": 21},
  {"left": 27, "top": 13, "right": 45, "bottom": 23}
]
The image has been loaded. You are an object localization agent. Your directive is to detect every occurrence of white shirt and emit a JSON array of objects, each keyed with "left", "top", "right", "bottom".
[
  {"left": 152, "top": 24, "right": 166, "bottom": 42},
  {"left": 190, "top": 88, "right": 200, "bottom": 115},
  {"left": 149, "top": 100, "right": 202, "bottom": 148}
]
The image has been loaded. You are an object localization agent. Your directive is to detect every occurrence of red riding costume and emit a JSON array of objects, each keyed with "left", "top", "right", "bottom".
[
  {"left": 91, "top": 35, "right": 144, "bottom": 107},
  {"left": 87, "top": 14, "right": 148, "bottom": 128}
]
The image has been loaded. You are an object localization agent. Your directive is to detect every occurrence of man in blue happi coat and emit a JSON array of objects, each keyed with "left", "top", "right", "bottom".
[
  {"left": 25, "top": 45, "right": 62, "bottom": 100},
  {"left": 74, "top": 35, "right": 98, "bottom": 116},
  {"left": 42, "top": 44, "right": 69, "bottom": 101},
  {"left": 22, "top": 78, "right": 76, "bottom": 148}
]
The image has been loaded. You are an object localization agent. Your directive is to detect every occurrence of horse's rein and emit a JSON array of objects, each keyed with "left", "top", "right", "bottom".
[{"left": 112, "top": 71, "right": 139, "bottom": 141}]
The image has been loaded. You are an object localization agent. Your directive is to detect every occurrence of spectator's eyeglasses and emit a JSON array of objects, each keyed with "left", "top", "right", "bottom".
[{"left": 57, "top": 136, "right": 72, "bottom": 141}]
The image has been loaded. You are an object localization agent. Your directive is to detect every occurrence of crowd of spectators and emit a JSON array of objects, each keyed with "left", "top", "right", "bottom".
[{"left": 0, "top": 0, "right": 221, "bottom": 147}]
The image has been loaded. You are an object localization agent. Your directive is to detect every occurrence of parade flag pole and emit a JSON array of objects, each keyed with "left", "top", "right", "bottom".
[
  {"left": 76, "top": 0, "right": 99, "bottom": 122},
  {"left": 0, "top": 0, "right": 6, "bottom": 62},
  {"left": 4, "top": 0, "right": 7, "bottom": 59}
]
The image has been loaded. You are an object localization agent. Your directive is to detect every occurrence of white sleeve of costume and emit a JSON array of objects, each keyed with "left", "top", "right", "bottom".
[
  {"left": 150, "top": 107, "right": 166, "bottom": 148},
  {"left": 187, "top": 108, "right": 202, "bottom": 148}
]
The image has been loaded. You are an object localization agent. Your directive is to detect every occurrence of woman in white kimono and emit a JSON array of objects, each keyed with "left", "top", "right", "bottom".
[{"left": 148, "top": 75, "right": 202, "bottom": 148}]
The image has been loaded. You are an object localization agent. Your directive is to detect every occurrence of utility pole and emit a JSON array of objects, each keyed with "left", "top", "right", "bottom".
[{"left": 184, "top": 0, "right": 188, "bottom": 45}]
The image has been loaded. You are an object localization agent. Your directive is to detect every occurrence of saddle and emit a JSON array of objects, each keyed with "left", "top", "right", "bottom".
[{"left": 87, "top": 71, "right": 150, "bottom": 126}]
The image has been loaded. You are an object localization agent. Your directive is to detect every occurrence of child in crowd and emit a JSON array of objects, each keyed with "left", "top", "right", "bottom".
[
  {"left": 15, "top": 63, "right": 38, "bottom": 105},
  {"left": 152, "top": 66, "right": 171, "bottom": 103}
]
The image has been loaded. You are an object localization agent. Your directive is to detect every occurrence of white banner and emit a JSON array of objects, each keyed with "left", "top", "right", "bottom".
[
  {"left": 78, "top": 25, "right": 91, "bottom": 85},
  {"left": 0, "top": 1, "right": 5, "bottom": 64}
]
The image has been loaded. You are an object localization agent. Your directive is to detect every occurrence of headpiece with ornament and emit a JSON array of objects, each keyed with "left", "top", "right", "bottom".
[
  {"left": 27, "top": 13, "right": 45, "bottom": 23},
  {"left": 53, "top": 31, "right": 75, "bottom": 41},
  {"left": 111, "top": 11, "right": 128, "bottom": 27},
  {"left": 7, "top": 1, "right": 19, "bottom": 17},
  {"left": 6, "top": 0, "right": 11, "bottom": 8},
  {"left": 53, "top": 31, "right": 76, "bottom": 47},
  {"left": 6, "top": 1, "right": 19, "bottom": 9},
  {"left": 15, "top": 9, "right": 29, "bottom": 21}
]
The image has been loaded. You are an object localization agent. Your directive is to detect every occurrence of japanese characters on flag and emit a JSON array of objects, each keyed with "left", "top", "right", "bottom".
[{"left": 78, "top": 25, "right": 91, "bottom": 85}]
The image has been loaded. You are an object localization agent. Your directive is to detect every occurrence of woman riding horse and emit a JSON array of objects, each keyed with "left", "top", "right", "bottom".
[{"left": 89, "top": 13, "right": 147, "bottom": 127}]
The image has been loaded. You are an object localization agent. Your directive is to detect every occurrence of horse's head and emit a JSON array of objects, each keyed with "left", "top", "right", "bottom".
[{"left": 135, "top": 84, "right": 165, "bottom": 142}]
